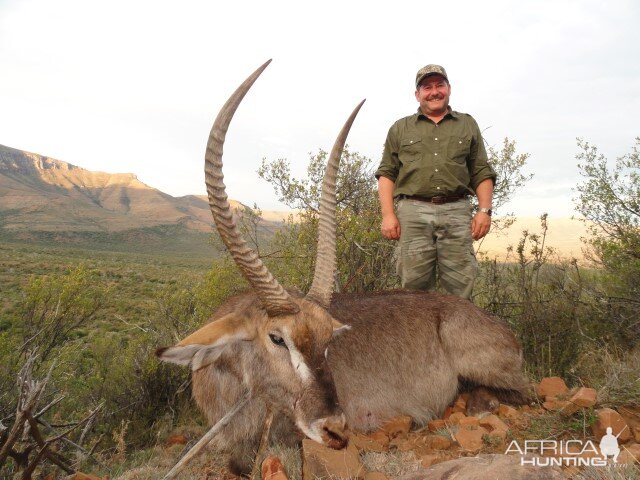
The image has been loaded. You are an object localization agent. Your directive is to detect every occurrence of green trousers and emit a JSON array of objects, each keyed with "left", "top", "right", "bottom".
[{"left": 396, "top": 198, "right": 477, "bottom": 299}]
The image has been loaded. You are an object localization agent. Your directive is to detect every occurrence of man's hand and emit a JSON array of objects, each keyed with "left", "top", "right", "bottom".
[
  {"left": 381, "top": 213, "right": 401, "bottom": 240},
  {"left": 471, "top": 212, "right": 491, "bottom": 240}
]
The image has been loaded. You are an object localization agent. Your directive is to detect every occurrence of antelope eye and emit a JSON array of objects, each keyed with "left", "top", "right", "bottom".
[{"left": 269, "top": 333, "right": 287, "bottom": 348}]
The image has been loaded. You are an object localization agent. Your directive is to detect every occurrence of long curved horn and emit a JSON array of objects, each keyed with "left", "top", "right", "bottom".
[
  {"left": 205, "top": 60, "right": 299, "bottom": 317},
  {"left": 306, "top": 100, "right": 366, "bottom": 308}
]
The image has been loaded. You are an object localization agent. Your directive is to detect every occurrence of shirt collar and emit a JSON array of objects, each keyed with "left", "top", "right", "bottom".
[{"left": 415, "top": 106, "right": 458, "bottom": 122}]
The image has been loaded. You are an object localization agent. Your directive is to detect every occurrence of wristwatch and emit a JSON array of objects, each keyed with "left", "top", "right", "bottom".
[{"left": 479, "top": 207, "right": 493, "bottom": 216}]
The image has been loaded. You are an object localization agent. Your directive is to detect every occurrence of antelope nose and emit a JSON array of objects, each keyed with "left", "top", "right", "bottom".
[{"left": 321, "top": 413, "right": 348, "bottom": 450}]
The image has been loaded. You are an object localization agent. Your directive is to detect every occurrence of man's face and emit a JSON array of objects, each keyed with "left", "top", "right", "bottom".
[{"left": 415, "top": 74, "right": 451, "bottom": 117}]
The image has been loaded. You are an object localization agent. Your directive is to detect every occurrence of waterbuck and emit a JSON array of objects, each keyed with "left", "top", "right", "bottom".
[{"left": 157, "top": 60, "right": 529, "bottom": 476}]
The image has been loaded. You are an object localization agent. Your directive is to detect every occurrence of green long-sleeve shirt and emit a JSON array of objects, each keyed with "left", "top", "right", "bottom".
[{"left": 375, "top": 108, "right": 496, "bottom": 198}]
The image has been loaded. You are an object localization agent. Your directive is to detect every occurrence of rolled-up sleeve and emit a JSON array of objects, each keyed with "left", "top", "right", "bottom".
[
  {"left": 375, "top": 124, "right": 400, "bottom": 182},
  {"left": 468, "top": 119, "right": 497, "bottom": 191}
]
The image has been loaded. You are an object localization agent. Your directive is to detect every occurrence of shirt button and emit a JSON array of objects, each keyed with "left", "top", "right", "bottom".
[
  {"left": 437, "top": 186, "right": 441, "bottom": 190},
  {"left": 410, "top": 140, "right": 414, "bottom": 143},
  {"left": 435, "top": 169, "right": 439, "bottom": 172},
  {"left": 434, "top": 153, "right": 438, "bottom": 156},
  {"left": 435, "top": 137, "right": 438, "bottom": 141},
  {"left": 459, "top": 140, "right": 462, "bottom": 144}
]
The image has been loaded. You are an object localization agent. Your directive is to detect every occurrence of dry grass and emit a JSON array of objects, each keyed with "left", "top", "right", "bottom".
[
  {"left": 574, "top": 347, "right": 640, "bottom": 407},
  {"left": 576, "top": 464, "right": 640, "bottom": 479},
  {"left": 361, "top": 451, "right": 422, "bottom": 478}
]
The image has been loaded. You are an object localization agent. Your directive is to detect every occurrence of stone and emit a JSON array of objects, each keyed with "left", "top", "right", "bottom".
[
  {"left": 458, "top": 416, "right": 479, "bottom": 428},
  {"left": 389, "top": 436, "right": 418, "bottom": 452},
  {"left": 569, "top": 387, "right": 597, "bottom": 407},
  {"left": 368, "top": 430, "right": 390, "bottom": 448},
  {"left": 396, "top": 454, "right": 564, "bottom": 480},
  {"left": 447, "top": 412, "right": 466, "bottom": 425},
  {"left": 427, "top": 419, "right": 447, "bottom": 432},
  {"left": 261, "top": 455, "right": 288, "bottom": 480},
  {"left": 542, "top": 399, "right": 580, "bottom": 416},
  {"left": 164, "top": 434, "right": 188, "bottom": 447},
  {"left": 442, "top": 406, "right": 454, "bottom": 420},
  {"left": 497, "top": 404, "right": 520, "bottom": 421},
  {"left": 618, "top": 443, "right": 640, "bottom": 464},
  {"left": 536, "top": 377, "right": 569, "bottom": 399},
  {"left": 454, "top": 427, "right": 485, "bottom": 453},
  {"left": 453, "top": 396, "right": 467, "bottom": 413},
  {"left": 381, "top": 415, "right": 412, "bottom": 439},
  {"left": 302, "top": 439, "right": 366, "bottom": 479},
  {"left": 429, "top": 435, "right": 452, "bottom": 450},
  {"left": 350, "top": 432, "right": 387, "bottom": 453},
  {"left": 420, "top": 452, "right": 447, "bottom": 468},
  {"left": 478, "top": 414, "right": 509, "bottom": 441},
  {"left": 364, "top": 472, "right": 390, "bottom": 480},
  {"left": 592, "top": 408, "right": 632, "bottom": 443},
  {"left": 618, "top": 405, "right": 640, "bottom": 438}
]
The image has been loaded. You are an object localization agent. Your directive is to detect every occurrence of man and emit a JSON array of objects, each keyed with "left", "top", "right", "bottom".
[{"left": 375, "top": 64, "right": 496, "bottom": 299}]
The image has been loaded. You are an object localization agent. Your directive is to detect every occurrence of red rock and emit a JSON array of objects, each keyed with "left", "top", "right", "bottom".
[
  {"left": 618, "top": 443, "right": 640, "bottom": 465},
  {"left": 389, "top": 436, "right": 418, "bottom": 451},
  {"left": 536, "top": 377, "right": 569, "bottom": 399},
  {"left": 497, "top": 404, "right": 519, "bottom": 421},
  {"left": 569, "top": 387, "right": 597, "bottom": 407},
  {"left": 447, "top": 412, "right": 466, "bottom": 425},
  {"left": 542, "top": 399, "right": 580, "bottom": 416},
  {"left": 368, "top": 430, "right": 390, "bottom": 448},
  {"left": 430, "top": 435, "right": 453, "bottom": 450},
  {"left": 428, "top": 419, "right": 447, "bottom": 432},
  {"left": 261, "top": 455, "right": 288, "bottom": 480},
  {"left": 381, "top": 415, "right": 412, "bottom": 439},
  {"left": 592, "top": 408, "right": 632, "bottom": 443},
  {"left": 454, "top": 427, "right": 485, "bottom": 452},
  {"left": 302, "top": 439, "right": 365, "bottom": 479},
  {"left": 478, "top": 414, "right": 509, "bottom": 441},
  {"left": 453, "top": 396, "right": 467, "bottom": 413},
  {"left": 350, "top": 432, "right": 387, "bottom": 452},
  {"left": 364, "top": 472, "right": 390, "bottom": 480},
  {"left": 420, "top": 452, "right": 447, "bottom": 467},
  {"left": 165, "top": 434, "right": 188, "bottom": 447},
  {"left": 459, "top": 417, "right": 479, "bottom": 428}
]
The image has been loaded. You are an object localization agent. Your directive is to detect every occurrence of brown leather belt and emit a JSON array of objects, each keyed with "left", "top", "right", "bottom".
[{"left": 400, "top": 194, "right": 465, "bottom": 205}]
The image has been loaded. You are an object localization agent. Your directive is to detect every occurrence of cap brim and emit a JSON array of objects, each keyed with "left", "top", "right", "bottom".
[{"left": 416, "top": 72, "right": 448, "bottom": 88}]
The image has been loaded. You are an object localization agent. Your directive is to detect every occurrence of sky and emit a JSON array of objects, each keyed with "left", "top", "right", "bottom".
[{"left": 1, "top": 0, "right": 639, "bottom": 218}]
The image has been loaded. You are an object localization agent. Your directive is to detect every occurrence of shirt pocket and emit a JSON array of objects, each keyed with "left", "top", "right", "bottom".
[
  {"left": 447, "top": 135, "right": 471, "bottom": 163},
  {"left": 398, "top": 138, "right": 423, "bottom": 164}
]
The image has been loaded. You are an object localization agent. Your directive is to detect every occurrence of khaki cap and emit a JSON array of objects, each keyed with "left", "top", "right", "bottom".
[{"left": 415, "top": 64, "right": 448, "bottom": 88}]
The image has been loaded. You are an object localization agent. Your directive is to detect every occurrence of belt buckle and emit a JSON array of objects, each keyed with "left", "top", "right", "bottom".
[{"left": 431, "top": 196, "right": 446, "bottom": 205}]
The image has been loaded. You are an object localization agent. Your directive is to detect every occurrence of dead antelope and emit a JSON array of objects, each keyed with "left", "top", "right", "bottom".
[{"left": 157, "top": 60, "right": 529, "bottom": 476}]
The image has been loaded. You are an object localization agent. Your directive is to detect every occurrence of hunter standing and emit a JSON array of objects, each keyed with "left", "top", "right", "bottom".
[{"left": 375, "top": 64, "right": 496, "bottom": 299}]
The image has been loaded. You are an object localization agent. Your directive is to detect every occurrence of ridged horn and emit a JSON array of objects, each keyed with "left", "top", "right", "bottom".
[
  {"left": 204, "top": 60, "right": 299, "bottom": 317},
  {"left": 306, "top": 100, "right": 366, "bottom": 308}
]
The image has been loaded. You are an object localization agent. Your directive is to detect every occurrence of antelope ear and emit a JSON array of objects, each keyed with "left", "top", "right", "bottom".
[
  {"left": 156, "top": 313, "right": 254, "bottom": 370},
  {"left": 331, "top": 317, "right": 351, "bottom": 338}
]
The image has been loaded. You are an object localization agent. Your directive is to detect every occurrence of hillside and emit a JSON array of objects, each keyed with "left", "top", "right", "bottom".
[
  {"left": 0, "top": 144, "right": 590, "bottom": 260},
  {"left": 0, "top": 144, "right": 287, "bottom": 255},
  {"left": 478, "top": 216, "right": 590, "bottom": 261}
]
